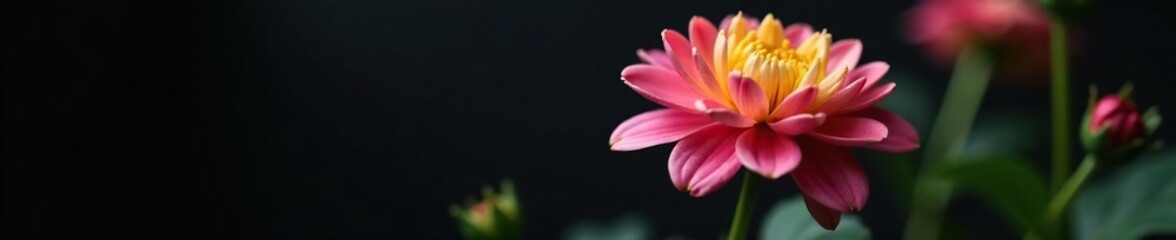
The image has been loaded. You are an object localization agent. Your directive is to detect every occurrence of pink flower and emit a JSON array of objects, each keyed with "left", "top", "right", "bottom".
[
  {"left": 903, "top": 0, "right": 1050, "bottom": 78},
  {"left": 1090, "top": 95, "right": 1146, "bottom": 149},
  {"left": 610, "top": 13, "right": 920, "bottom": 229}
]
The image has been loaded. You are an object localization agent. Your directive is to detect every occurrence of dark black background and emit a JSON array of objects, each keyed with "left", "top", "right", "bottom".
[{"left": 4, "top": 0, "right": 1174, "bottom": 239}]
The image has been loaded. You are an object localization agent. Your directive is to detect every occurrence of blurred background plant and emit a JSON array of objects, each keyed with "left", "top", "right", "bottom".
[
  {"left": 561, "top": 214, "right": 654, "bottom": 240},
  {"left": 451, "top": 179, "right": 523, "bottom": 240},
  {"left": 903, "top": 0, "right": 1053, "bottom": 83}
]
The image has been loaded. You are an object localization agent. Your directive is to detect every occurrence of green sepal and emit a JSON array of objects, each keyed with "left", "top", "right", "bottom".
[
  {"left": 1079, "top": 85, "right": 1109, "bottom": 155},
  {"left": 1143, "top": 106, "right": 1162, "bottom": 135},
  {"left": 1116, "top": 82, "right": 1134, "bottom": 101}
]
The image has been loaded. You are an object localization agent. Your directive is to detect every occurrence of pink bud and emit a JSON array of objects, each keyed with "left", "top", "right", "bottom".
[{"left": 1091, "top": 95, "right": 1146, "bottom": 148}]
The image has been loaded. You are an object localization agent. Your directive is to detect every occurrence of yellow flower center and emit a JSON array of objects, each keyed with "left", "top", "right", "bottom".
[{"left": 712, "top": 13, "right": 844, "bottom": 114}]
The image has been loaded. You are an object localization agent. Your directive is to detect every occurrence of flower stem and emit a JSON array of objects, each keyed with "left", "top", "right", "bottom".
[
  {"left": 727, "top": 171, "right": 761, "bottom": 240},
  {"left": 1045, "top": 155, "right": 1096, "bottom": 238},
  {"left": 1049, "top": 15, "right": 1072, "bottom": 194},
  {"left": 902, "top": 47, "right": 993, "bottom": 240}
]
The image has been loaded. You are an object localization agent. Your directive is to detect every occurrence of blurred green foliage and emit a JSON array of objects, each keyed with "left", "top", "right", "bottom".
[
  {"left": 1071, "top": 149, "right": 1176, "bottom": 240},
  {"left": 760, "top": 196, "right": 871, "bottom": 240},
  {"left": 934, "top": 156, "right": 1048, "bottom": 234},
  {"left": 561, "top": 214, "right": 652, "bottom": 240}
]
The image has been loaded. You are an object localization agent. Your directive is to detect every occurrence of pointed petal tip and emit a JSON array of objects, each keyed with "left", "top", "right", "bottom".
[
  {"left": 853, "top": 108, "right": 921, "bottom": 153},
  {"left": 765, "top": 170, "right": 787, "bottom": 180},
  {"left": 660, "top": 29, "right": 672, "bottom": 39},
  {"left": 689, "top": 16, "right": 709, "bottom": 26},
  {"left": 794, "top": 142, "right": 870, "bottom": 213},
  {"left": 803, "top": 194, "right": 843, "bottom": 231},
  {"left": 608, "top": 142, "right": 629, "bottom": 152},
  {"left": 818, "top": 218, "right": 839, "bottom": 231},
  {"left": 687, "top": 187, "right": 706, "bottom": 198}
]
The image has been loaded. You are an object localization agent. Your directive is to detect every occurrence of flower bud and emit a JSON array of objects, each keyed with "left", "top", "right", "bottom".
[
  {"left": 1081, "top": 84, "right": 1161, "bottom": 161},
  {"left": 1091, "top": 95, "right": 1144, "bottom": 147},
  {"left": 450, "top": 180, "right": 522, "bottom": 240}
]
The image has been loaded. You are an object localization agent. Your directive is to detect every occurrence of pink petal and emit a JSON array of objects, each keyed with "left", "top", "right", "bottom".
[
  {"left": 1115, "top": 112, "right": 1143, "bottom": 145},
  {"left": 610, "top": 109, "right": 717, "bottom": 151},
  {"left": 770, "top": 86, "right": 818, "bottom": 120},
  {"left": 769, "top": 113, "right": 826, "bottom": 136},
  {"left": 669, "top": 124, "right": 743, "bottom": 197},
  {"left": 784, "top": 23, "right": 814, "bottom": 49},
  {"left": 803, "top": 194, "right": 843, "bottom": 230},
  {"left": 689, "top": 17, "right": 718, "bottom": 68},
  {"left": 847, "top": 61, "right": 890, "bottom": 90},
  {"left": 808, "top": 116, "right": 888, "bottom": 146},
  {"left": 838, "top": 82, "right": 896, "bottom": 114},
  {"left": 852, "top": 108, "right": 920, "bottom": 153},
  {"left": 696, "top": 99, "right": 756, "bottom": 128},
  {"left": 827, "top": 39, "right": 863, "bottom": 73},
  {"left": 636, "top": 49, "right": 674, "bottom": 69},
  {"left": 816, "top": 77, "right": 866, "bottom": 114},
  {"left": 792, "top": 140, "right": 869, "bottom": 212},
  {"left": 663, "top": 30, "right": 718, "bottom": 95},
  {"left": 728, "top": 73, "right": 769, "bottom": 120},
  {"left": 621, "top": 64, "right": 701, "bottom": 111},
  {"left": 736, "top": 127, "right": 802, "bottom": 179},
  {"left": 694, "top": 51, "right": 722, "bottom": 96},
  {"left": 1093, "top": 96, "right": 1123, "bottom": 123}
]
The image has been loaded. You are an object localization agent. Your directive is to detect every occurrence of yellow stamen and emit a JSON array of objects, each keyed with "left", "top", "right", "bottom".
[{"left": 716, "top": 15, "right": 841, "bottom": 118}]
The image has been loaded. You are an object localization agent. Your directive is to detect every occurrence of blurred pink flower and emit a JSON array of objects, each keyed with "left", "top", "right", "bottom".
[
  {"left": 610, "top": 13, "right": 920, "bottom": 229},
  {"left": 903, "top": 0, "right": 1051, "bottom": 79},
  {"left": 1090, "top": 95, "right": 1146, "bottom": 148}
]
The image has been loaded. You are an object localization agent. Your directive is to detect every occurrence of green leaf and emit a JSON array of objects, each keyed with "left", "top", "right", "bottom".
[
  {"left": 934, "top": 156, "right": 1049, "bottom": 233},
  {"left": 560, "top": 214, "right": 652, "bottom": 240},
  {"left": 760, "top": 196, "right": 871, "bottom": 240},
  {"left": 1071, "top": 149, "right": 1176, "bottom": 240}
]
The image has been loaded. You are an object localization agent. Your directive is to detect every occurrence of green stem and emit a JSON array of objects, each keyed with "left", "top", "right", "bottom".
[
  {"left": 1046, "top": 155, "right": 1096, "bottom": 236},
  {"left": 902, "top": 47, "right": 994, "bottom": 240},
  {"left": 1049, "top": 15, "right": 1072, "bottom": 194},
  {"left": 727, "top": 171, "right": 761, "bottom": 240}
]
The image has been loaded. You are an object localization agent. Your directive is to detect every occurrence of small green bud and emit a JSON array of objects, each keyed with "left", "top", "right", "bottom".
[{"left": 450, "top": 179, "right": 522, "bottom": 240}]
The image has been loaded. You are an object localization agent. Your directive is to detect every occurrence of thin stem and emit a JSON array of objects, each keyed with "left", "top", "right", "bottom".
[
  {"left": 902, "top": 47, "right": 994, "bottom": 240},
  {"left": 1046, "top": 155, "right": 1096, "bottom": 236},
  {"left": 727, "top": 171, "right": 761, "bottom": 240},
  {"left": 1049, "top": 15, "right": 1072, "bottom": 194}
]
